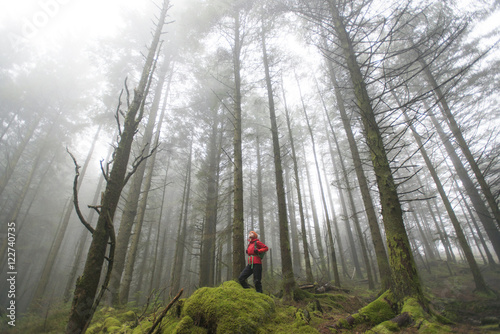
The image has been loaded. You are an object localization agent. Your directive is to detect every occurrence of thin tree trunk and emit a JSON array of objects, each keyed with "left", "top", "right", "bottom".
[
  {"left": 282, "top": 88, "right": 314, "bottom": 283},
  {"left": 199, "top": 106, "right": 221, "bottom": 287},
  {"left": 318, "top": 151, "right": 348, "bottom": 279},
  {"left": 285, "top": 166, "right": 302, "bottom": 274},
  {"left": 428, "top": 109, "right": 500, "bottom": 259},
  {"left": 298, "top": 78, "right": 340, "bottom": 287},
  {"left": 420, "top": 62, "right": 500, "bottom": 230},
  {"left": 120, "top": 103, "right": 169, "bottom": 304},
  {"left": 170, "top": 141, "right": 193, "bottom": 296},
  {"left": 303, "top": 144, "right": 328, "bottom": 279},
  {"left": 110, "top": 58, "right": 171, "bottom": 305},
  {"left": 261, "top": 24, "right": 296, "bottom": 298},
  {"left": 402, "top": 108, "right": 490, "bottom": 293},
  {"left": 149, "top": 159, "right": 171, "bottom": 294},
  {"left": 327, "top": 61, "right": 391, "bottom": 290}
]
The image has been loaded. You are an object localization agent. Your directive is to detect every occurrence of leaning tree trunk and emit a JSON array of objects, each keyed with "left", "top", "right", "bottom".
[
  {"left": 420, "top": 61, "right": 500, "bottom": 230},
  {"left": 110, "top": 57, "right": 170, "bottom": 305},
  {"left": 119, "top": 94, "right": 168, "bottom": 304},
  {"left": 329, "top": 0, "right": 424, "bottom": 305},
  {"left": 65, "top": 2, "right": 168, "bottom": 332},
  {"left": 428, "top": 108, "right": 500, "bottom": 259},
  {"left": 261, "top": 24, "right": 296, "bottom": 298}
]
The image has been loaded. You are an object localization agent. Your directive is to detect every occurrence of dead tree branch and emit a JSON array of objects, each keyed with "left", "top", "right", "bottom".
[
  {"left": 67, "top": 148, "right": 95, "bottom": 234},
  {"left": 147, "top": 289, "right": 184, "bottom": 334}
]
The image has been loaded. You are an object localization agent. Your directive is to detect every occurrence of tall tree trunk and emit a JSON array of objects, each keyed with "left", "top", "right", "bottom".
[
  {"left": 298, "top": 78, "right": 340, "bottom": 287},
  {"left": 120, "top": 97, "right": 169, "bottom": 304},
  {"left": 149, "top": 159, "right": 171, "bottom": 294},
  {"left": 282, "top": 89, "right": 314, "bottom": 283},
  {"left": 416, "top": 174, "right": 455, "bottom": 263},
  {"left": 199, "top": 106, "right": 221, "bottom": 287},
  {"left": 256, "top": 135, "right": 267, "bottom": 274},
  {"left": 261, "top": 24, "right": 296, "bottom": 298},
  {"left": 110, "top": 58, "right": 171, "bottom": 305},
  {"left": 285, "top": 166, "right": 302, "bottom": 274},
  {"left": 428, "top": 109, "right": 500, "bottom": 259},
  {"left": 232, "top": 9, "right": 246, "bottom": 279},
  {"left": 65, "top": 3, "right": 168, "bottom": 332},
  {"left": 329, "top": 0, "right": 423, "bottom": 304},
  {"left": 170, "top": 141, "right": 193, "bottom": 296},
  {"left": 327, "top": 62, "right": 391, "bottom": 290},
  {"left": 303, "top": 144, "right": 328, "bottom": 278},
  {"left": 402, "top": 107, "right": 489, "bottom": 293},
  {"left": 420, "top": 61, "right": 500, "bottom": 230},
  {"left": 321, "top": 110, "right": 362, "bottom": 281}
]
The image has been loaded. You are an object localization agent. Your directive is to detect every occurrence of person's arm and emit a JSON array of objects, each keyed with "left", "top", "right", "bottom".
[{"left": 256, "top": 241, "right": 268, "bottom": 253}]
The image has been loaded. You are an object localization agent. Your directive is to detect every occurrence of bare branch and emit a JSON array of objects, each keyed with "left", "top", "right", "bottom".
[
  {"left": 123, "top": 143, "right": 160, "bottom": 188},
  {"left": 147, "top": 289, "right": 184, "bottom": 334},
  {"left": 67, "top": 148, "right": 95, "bottom": 235}
]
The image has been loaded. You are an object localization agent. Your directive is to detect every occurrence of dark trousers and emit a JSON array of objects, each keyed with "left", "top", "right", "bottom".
[{"left": 238, "top": 264, "right": 263, "bottom": 293}]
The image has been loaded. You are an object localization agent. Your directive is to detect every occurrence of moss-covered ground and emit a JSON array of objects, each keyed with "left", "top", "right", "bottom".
[{"left": 2, "top": 261, "right": 499, "bottom": 333}]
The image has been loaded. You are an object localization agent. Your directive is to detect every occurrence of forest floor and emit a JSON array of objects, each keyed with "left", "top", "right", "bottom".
[
  {"left": 312, "top": 261, "right": 500, "bottom": 333},
  {"left": 2, "top": 261, "right": 499, "bottom": 333}
]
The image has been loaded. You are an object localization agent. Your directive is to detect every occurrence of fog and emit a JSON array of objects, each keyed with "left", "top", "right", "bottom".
[{"left": 0, "top": 0, "right": 499, "bottom": 331}]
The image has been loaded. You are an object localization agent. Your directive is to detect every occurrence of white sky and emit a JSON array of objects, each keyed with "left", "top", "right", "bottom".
[{"left": 1, "top": 0, "right": 498, "bottom": 55}]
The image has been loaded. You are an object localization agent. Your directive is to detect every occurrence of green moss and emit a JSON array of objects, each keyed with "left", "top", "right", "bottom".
[
  {"left": 181, "top": 280, "right": 275, "bottom": 333},
  {"left": 256, "top": 306, "right": 320, "bottom": 333},
  {"left": 132, "top": 319, "right": 153, "bottom": 334},
  {"left": 172, "top": 316, "right": 207, "bottom": 334},
  {"left": 352, "top": 291, "right": 396, "bottom": 325},
  {"left": 120, "top": 310, "right": 136, "bottom": 322},
  {"left": 103, "top": 317, "right": 121, "bottom": 330},
  {"left": 367, "top": 319, "right": 400, "bottom": 333},
  {"left": 401, "top": 298, "right": 426, "bottom": 320},
  {"left": 106, "top": 325, "right": 121, "bottom": 332},
  {"left": 417, "top": 319, "right": 451, "bottom": 333},
  {"left": 293, "top": 288, "right": 313, "bottom": 301}
]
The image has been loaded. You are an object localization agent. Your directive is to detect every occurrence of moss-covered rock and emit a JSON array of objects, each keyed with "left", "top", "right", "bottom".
[
  {"left": 172, "top": 315, "right": 207, "bottom": 334},
  {"left": 102, "top": 317, "right": 121, "bottom": 332},
  {"left": 180, "top": 280, "right": 275, "bottom": 333}
]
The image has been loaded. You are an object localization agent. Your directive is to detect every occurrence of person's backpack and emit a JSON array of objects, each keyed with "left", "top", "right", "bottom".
[{"left": 254, "top": 241, "right": 265, "bottom": 259}]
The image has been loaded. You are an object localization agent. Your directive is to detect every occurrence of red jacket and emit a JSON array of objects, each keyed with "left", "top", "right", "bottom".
[{"left": 246, "top": 238, "right": 268, "bottom": 265}]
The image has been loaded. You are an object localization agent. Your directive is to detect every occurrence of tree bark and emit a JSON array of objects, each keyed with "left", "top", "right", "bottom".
[
  {"left": 261, "top": 24, "right": 296, "bottom": 298},
  {"left": 232, "top": 9, "right": 246, "bottom": 279},
  {"left": 199, "top": 105, "right": 221, "bottom": 287}
]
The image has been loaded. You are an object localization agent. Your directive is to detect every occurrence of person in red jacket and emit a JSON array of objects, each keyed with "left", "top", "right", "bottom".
[{"left": 238, "top": 231, "right": 269, "bottom": 293}]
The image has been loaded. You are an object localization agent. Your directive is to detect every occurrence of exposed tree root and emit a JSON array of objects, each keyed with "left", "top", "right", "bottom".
[{"left": 330, "top": 290, "right": 453, "bottom": 333}]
